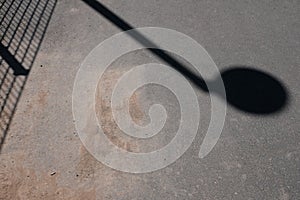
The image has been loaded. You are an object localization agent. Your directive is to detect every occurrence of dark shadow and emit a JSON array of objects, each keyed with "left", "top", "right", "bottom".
[
  {"left": 82, "top": 0, "right": 288, "bottom": 115},
  {"left": 218, "top": 67, "right": 288, "bottom": 114},
  {"left": 0, "top": 0, "right": 57, "bottom": 152},
  {"left": 0, "top": 43, "right": 29, "bottom": 75}
]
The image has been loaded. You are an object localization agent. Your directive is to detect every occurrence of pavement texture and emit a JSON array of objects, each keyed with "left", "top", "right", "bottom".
[{"left": 0, "top": 0, "right": 299, "bottom": 199}]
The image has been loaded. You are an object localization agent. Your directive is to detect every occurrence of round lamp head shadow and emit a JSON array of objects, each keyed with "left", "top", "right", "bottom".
[{"left": 219, "top": 67, "right": 288, "bottom": 114}]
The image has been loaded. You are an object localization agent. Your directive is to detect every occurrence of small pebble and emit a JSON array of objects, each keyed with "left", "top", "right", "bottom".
[{"left": 50, "top": 172, "right": 56, "bottom": 176}]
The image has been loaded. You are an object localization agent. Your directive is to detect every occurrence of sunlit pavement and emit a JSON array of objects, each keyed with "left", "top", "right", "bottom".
[{"left": 0, "top": 0, "right": 299, "bottom": 199}]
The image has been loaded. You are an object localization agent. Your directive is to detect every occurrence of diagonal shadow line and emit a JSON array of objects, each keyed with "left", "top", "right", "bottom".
[
  {"left": 82, "top": 0, "right": 208, "bottom": 91},
  {"left": 0, "top": 44, "right": 29, "bottom": 75}
]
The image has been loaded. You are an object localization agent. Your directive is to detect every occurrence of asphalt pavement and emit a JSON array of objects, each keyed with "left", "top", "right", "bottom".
[{"left": 0, "top": 0, "right": 299, "bottom": 199}]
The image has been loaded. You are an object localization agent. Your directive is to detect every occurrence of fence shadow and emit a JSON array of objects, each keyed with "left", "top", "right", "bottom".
[{"left": 0, "top": 0, "right": 57, "bottom": 151}]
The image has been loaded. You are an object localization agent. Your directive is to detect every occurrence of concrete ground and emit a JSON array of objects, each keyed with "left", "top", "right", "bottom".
[{"left": 0, "top": 0, "right": 299, "bottom": 199}]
